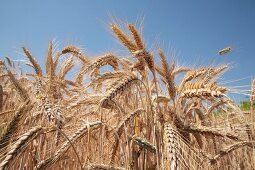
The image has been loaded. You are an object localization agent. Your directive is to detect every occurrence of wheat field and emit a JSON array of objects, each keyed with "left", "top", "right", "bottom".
[{"left": 0, "top": 22, "right": 254, "bottom": 170}]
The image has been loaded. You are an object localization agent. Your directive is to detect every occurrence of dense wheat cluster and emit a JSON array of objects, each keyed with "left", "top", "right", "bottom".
[{"left": 0, "top": 22, "right": 255, "bottom": 170}]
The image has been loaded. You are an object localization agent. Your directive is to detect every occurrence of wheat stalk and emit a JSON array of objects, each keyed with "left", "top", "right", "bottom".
[
  {"left": 101, "top": 74, "right": 140, "bottom": 108},
  {"left": 58, "top": 56, "right": 74, "bottom": 80},
  {"left": 62, "top": 45, "right": 90, "bottom": 64}
]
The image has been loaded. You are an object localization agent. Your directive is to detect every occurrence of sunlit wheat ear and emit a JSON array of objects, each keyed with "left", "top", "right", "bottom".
[
  {"left": 75, "top": 53, "right": 119, "bottom": 84},
  {"left": 58, "top": 56, "right": 74, "bottom": 80},
  {"left": 0, "top": 126, "right": 42, "bottom": 170},
  {"left": 128, "top": 23, "right": 144, "bottom": 50},
  {"left": 74, "top": 65, "right": 87, "bottom": 84},
  {"left": 202, "top": 65, "right": 229, "bottom": 84},
  {"left": 53, "top": 52, "right": 61, "bottom": 71},
  {"left": 181, "top": 82, "right": 227, "bottom": 98},
  {"left": 87, "top": 53, "right": 119, "bottom": 75},
  {"left": 206, "top": 98, "right": 236, "bottom": 115},
  {"left": 179, "top": 68, "right": 208, "bottom": 90},
  {"left": 45, "top": 41, "right": 54, "bottom": 78},
  {"left": 68, "top": 95, "right": 102, "bottom": 109},
  {"left": 22, "top": 47, "right": 43, "bottom": 77},
  {"left": 100, "top": 74, "right": 140, "bottom": 109},
  {"left": 163, "top": 123, "right": 178, "bottom": 170},
  {"left": 119, "top": 58, "right": 133, "bottom": 70},
  {"left": 61, "top": 45, "right": 90, "bottom": 64},
  {"left": 0, "top": 102, "right": 32, "bottom": 151},
  {"left": 172, "top": 67, "right": 191, "bottom": 75},
  {"left": 209, "top": 141, "right": 255, "bottom": 164},
  {"left": 111, "top": 24, "right": 137, "bottom": 52},
  {"left": 158, "top": 49, "right": 176, "bottom": 100},
  {"left": 133, "top": 50, "right": 155, "bottom": 73},
  {"left": 34, "top": 78, "right": 45, "bottom": 97},
  {"left": 88, "top": 71, "right": 129, "bottom": 88},
  {"left": 5, "top": 65, "right": 29, "bottom": 101},
  {"left": 185, "top": 125, "right": 239, "bottom": 140}
]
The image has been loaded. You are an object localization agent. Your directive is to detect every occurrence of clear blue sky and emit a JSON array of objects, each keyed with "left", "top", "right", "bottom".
[{"left": 1, "top": 0, "right": 255, "bottom": 101}]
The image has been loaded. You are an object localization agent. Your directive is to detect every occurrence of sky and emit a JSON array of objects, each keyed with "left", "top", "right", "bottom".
[{"left": 0, "top": 0, "right": 255, "bottom": 102}]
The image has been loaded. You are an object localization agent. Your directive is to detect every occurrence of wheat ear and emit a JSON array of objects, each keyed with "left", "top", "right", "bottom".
[
  {"left": 0, "top": 101, "right": 33, "bottom": 150},
  {"left": 185, "top": 125, "right": 239, "bottom": 140},
  {"left": 6, "top": 66, "right": 29, "bottom": 101},
  {"left": 0, "top": 126, "right": 42, "bottom": 170},
  {"left": 210, "top": 141, "right": 255, "bottom": 164},
  {"left": 101, "top": 74, "right": 140, "bottom": 108},
  {"left": 158, "top": 49, "right": 176, "bottom": 100},
  {"left": 22, "top": 47, "right": 43, "bottom": 77},
  {"left": 164, "top": 123, "right": 178, "bottom": 170},
  {"left": 128, "top": 23, "right": 144, "bottom": 50},
  {"left": 111, "top": 24, "right": 137, "bottom": 52},
  {"left": 181, "top": 82, "right": 227, "bottom": 98},
  {"left": 62, "top": 45, "right": 90, "bottom": 64},
  {"left": 87, "top": 53, "right": 119, "bottom": 75},
  {"left": 58, "top": 56, "right": 74, "bottom": 80},
  {"left": 45, "top": 41, "right": 54, "bottom": 78}
]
